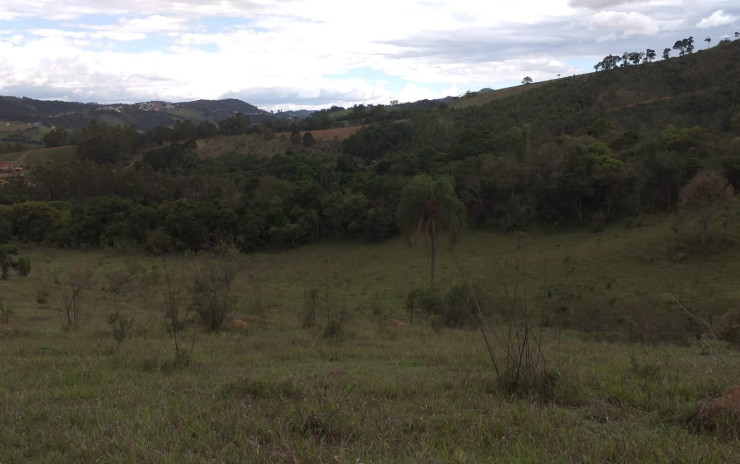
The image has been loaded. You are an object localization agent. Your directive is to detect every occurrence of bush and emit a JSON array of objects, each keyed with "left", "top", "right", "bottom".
[
  {"left": 405, "top": 287, "right": 442, "bottom": 325},
  {"left": 191, "top": 256, "right": 236, "bottom": 333},
  {"left": 106, "top": 309, "right": 133, "bottom": 350},
  {"left": 0, "top": 299, "right": 13, "bottom": 323},
  {"left": 716, "top": 308, "right": 740, "bottom": 346},
  {"left": 442, "top": 283, "right": 478, "bottom": 329},
  {"left": 406, "top": 283, "right": 479, "bottom": 329}
]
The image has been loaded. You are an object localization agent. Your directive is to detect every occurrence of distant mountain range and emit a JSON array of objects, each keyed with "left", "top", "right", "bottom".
[{"left": 0, "top": 96, "right": 313, "bottom": 130}]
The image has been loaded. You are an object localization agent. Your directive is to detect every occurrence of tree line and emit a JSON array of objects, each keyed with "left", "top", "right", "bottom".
[
  {"left": 594, "top": 32, "right": 740, "bottom": 72},
  {"left": 1, "top": 40, "right": 739, "bottom": 253}
]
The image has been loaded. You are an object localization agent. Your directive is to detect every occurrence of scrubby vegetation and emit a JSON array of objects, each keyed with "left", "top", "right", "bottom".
[
  {"left": 2, "top": 37, "right": 740, "bottom": 462},
  {"left": 1, "top": 222, "right": 740, "bottom": 461},
  {"left": 1, "top": 41, "right": 739, "bottom": 255}
]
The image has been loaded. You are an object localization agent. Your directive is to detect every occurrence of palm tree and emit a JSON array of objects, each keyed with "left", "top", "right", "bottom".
[{"left": 396, "top": 174, "right": 466, "bottom": 285}]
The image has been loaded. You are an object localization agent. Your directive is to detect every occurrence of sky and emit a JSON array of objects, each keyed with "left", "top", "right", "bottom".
[{"left": 0, "top": 1, "right": 738, "bottom": 112}]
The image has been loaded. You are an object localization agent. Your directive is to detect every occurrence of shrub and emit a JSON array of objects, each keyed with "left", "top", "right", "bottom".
[
  {"left": 405, "top": 287, "right": 442, "bottom": 325},
  {"left": 16, "top": 257, "right": 31, "bottom": 276},
  {"left": 0, "top": 299, "right": 13, "bottom": 323},
  {"left": 191, "top": 255, "right": 236, "bottom": 332},
  {"left": 442, "top": 282, "right": 478, "bottom": 329},
  {"left": 57, "top": 267, "right": 93, "bottom": 328},
  {"left": 406, "top": 283, "right": 479, "bottom": 329},
  {"left": 716, "top": 308, "right": 740, "bottom": 346},
  {"left": 106, "top": 309, "right": 133, "bottom": 350}
]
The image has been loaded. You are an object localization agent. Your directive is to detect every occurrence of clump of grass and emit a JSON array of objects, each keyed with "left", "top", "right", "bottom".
[
  {"left": 302, "top": 288, "right": 318, "bottom": 329},
  {"left": 290, "top": 385, "right": 355, "bottom": 442},
  {"left": 0, "top": 299, "right": 13, "bottom": 323},
  {"left": 191, "top": 253, "right": 237, "bottom": 333},
  {"left": 106, "top": 309, "right": 133, "bottom": 351},
  {"left": 630, "top": 353, "right": 661, "bottom": 379}
]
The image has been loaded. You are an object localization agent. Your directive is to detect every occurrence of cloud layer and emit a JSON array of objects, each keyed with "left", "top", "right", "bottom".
[{"left": 0, "top": 0, "right": 738, "bottom": 110}]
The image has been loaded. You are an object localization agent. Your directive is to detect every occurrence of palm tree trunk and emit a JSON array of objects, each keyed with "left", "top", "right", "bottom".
[{"left": 430, "top": 215, "right": 436, "bottom": 286}]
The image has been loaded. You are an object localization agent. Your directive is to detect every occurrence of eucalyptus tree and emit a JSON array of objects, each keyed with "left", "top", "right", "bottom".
[{"left": 396, "top": 174, "right": 466, "bottom": 285}]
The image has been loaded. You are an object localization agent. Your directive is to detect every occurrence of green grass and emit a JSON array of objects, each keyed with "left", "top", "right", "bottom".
[
  {"left": 0, "top": 121, "right": 51, "bottom": 143},
  {"left": 449, "top": 81, "right": 550, "bottom": 109},
  {"left": 0, "top": 145, "right": 78, "bottom": 167},
  {"left": 2, "top": 215, "right": 740, "bottom": 462}
]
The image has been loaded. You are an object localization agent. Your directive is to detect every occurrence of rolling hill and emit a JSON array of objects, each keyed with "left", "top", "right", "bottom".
[{"left": 0, "top": 96, "right": 308, "bottom": 131}]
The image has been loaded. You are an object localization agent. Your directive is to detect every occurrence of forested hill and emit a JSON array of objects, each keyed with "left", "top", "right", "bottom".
[
  {"left": 1, "top": 38, "right": 739, "bottom": 254},
  {"left": 0, "top": 96, "right": 302, "bottom": 130}
]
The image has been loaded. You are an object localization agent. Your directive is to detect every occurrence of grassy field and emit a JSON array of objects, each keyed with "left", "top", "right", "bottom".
[
  {"left": 2, "top": 215, "right": 740, "bottom": 462},
  {"left": 0, "top": 145, "right": 77, "bottom": 168},
  {"left": 449, "top": 81, "right": 549, "bottom": 109}
]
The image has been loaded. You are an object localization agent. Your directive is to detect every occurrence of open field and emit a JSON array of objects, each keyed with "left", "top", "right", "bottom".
[
  {"left": 0, "top": 145, "right": 77, "bottom": 168},
  {"left": 2, "top": 216, "right": 740, "bottom": 462},
  {"left": 0, "top": 121, "right": 50, "bottom": 144},
  {"left": 449, "top": 81, "right": 549, "bottom": 109},
  {"left": 302, "top": 126, "right": 365, "bottom": 142}
]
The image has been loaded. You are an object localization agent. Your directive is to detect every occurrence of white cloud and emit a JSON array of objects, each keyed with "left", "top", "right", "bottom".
[
  {"left": 588, "top": 11, "right": 661, "bottom": 36},
  {"left": 569, "top": 0, "right": 641, "bottom": 9},
  {"left": 696, "top": 10, "right": 737, "bottom": 29},
  {"left": 0, "top": 0, "right": 738, "bottom": 109}
]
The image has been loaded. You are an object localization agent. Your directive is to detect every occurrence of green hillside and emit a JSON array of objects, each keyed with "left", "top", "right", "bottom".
[
  {"left": 449, "top": 80, "right": 549, "bottom": 109},
  {"left": 3, "top": 39, "right": 740, "bottom": 463}
]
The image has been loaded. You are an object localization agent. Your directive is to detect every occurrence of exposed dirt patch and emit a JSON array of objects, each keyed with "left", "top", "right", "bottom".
[
  {"left": 281, "top": 125, "right": 366, "bottom": 142},
  {"left": 692, "top": 385, "right": 740, "bottom": 434},
  {"left": 607, "top": 96, "right": 673, "bottom": 112}
]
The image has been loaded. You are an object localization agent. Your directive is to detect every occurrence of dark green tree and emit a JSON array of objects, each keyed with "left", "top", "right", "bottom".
[
  {"left": 218, "top": 113, "right": 251, "bottom": 136},
  {"left": 396, "top": 174, "right": 466, "bottom": 285},
  {"left": 77, "top": 121, "right": 138, "bottom": 165},
  {"left": 302, "top": 132, "right": 315, "bottom": 147},
  {"left": 43, "top": 128, "right": 68, "bottom": 147}
]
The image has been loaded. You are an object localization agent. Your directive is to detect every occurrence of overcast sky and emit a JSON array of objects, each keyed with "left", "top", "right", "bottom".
[{"left": 0, "top": 1, "right": 737, "bottom": 111}]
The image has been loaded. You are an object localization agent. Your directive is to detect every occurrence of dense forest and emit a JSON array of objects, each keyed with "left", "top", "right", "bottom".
[{"left": 1, "top": 39, "right": 739, "bottom": 253}]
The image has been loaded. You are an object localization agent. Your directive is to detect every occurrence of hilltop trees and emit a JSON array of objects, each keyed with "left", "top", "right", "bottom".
[
  {"left": 595, "top": 54, "right": 622, "bottom": 71},
  {"left": 396, "top": 174, "right": 466, "bottom": 285},
  {"left": 597, "top": 36, "right": 701, "bottom": 70},
  {"left": 673, "top": 36, "right": 695, "bottom": 56}
]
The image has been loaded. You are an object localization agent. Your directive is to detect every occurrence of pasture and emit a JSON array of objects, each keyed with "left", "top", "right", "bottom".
[{"left": 2, "top": 216, "right": 740, "bottom": 462}]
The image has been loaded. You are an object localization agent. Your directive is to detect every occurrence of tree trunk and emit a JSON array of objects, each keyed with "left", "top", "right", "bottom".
[
  {"left": 701, "top": 212, "right": 710, "bottom": 250},
  {"left": 430, "top": 216, "right": 436, "bottom": 286}
]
